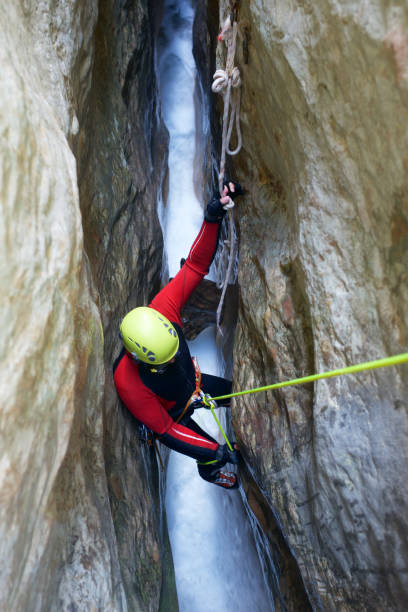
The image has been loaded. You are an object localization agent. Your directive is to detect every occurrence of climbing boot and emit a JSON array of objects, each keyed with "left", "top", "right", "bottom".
[{"left": 213, "top": 471, "right": 239, "bottom": 489}]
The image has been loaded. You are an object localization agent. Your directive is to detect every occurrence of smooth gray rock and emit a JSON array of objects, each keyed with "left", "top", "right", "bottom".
[
  {"left": 0, "top": 0, "right": 176, "bottom": 610},
  {"left": 213, "top": 1, "right": 408, "bottom": 610}
]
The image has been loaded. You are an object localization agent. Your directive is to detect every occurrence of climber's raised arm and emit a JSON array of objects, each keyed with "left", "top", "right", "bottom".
[{"left": 149, "top": 182, "right": 242, "bottom": 325}]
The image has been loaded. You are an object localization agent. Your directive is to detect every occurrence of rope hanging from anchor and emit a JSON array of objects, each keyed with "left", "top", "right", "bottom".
[{"left": 212, "top": 16, "right": 242, "bottom": 333}]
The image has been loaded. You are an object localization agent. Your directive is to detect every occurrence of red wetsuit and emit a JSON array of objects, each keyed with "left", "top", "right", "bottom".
[{"left": 113, "top": 220, "right": 231, "bottom": 465}]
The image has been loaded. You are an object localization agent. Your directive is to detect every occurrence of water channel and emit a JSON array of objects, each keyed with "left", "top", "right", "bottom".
[{"left": 157, "top": 1, "right": 273, "bottom": 609}]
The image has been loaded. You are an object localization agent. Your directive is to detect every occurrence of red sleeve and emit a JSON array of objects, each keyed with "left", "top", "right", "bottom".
[
  {"left": 149, "top": 220, "right": 220, "bottom": 325},
  {"left": 114, "top": 354, "right": 218, "bottom": 460},
  {"left": 114, "top": 357, "right": 173, "bottom": 433}
]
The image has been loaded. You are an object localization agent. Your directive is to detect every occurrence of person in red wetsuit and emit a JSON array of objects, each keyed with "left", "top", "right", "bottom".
[{"left": 113, "top": 181, "right": 243, "bottom": 489}]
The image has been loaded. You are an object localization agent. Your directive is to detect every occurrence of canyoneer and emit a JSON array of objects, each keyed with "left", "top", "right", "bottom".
[{"left": 113, "top": 181, "right": 243, "bottom": 489}]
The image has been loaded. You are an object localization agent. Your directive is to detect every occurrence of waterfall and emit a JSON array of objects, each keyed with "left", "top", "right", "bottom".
[{"left": 157, "top": 1, "right": 273, "bottom": 609}]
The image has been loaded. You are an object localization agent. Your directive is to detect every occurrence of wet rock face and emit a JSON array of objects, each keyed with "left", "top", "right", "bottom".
[
  {"left": 213, "top": 1, "right": 408, "bottom": 610},
  {"left": 76, "top": 1, "right": 173, "bottom": 606},
  {"left": 181, "top": 278, "right": 222, "bottom": 339},
  {"left": 0, "top": 1, "right": 175, "bottom": 610}
]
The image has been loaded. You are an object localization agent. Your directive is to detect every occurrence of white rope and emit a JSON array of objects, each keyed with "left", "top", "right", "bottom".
[
  {"left": 212, "top": 67, "right": 242, "bottom": 155},
  {"left": 212, "top": 18, "right": 242, "bottom": 334}
]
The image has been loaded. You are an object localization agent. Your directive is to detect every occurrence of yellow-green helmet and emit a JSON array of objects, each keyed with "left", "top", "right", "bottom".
[{"left": 120, "top": 307, "right": 179, "bottom": 365}]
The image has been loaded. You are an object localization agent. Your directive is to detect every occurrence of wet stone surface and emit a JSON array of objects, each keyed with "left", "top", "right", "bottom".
[{"left": 213, "top": 0, "right": 408, "bottom": 610}]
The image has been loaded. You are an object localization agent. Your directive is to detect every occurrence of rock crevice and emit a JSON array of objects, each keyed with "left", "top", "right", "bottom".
[{"left": 208, "top": 1, "right": 408, "bottom": 610}]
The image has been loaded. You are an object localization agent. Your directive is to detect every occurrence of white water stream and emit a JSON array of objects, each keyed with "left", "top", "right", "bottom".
[{"left": 158, "top": 2, "right": 273, "bottom": 610}]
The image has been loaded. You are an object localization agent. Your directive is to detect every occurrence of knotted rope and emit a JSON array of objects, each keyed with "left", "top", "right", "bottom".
[
  {"left": 211, "top": 18, "right": 242, "bottom": 334},
  {"left": 212, "top": 66, "right": 242, "bottom": 156}
]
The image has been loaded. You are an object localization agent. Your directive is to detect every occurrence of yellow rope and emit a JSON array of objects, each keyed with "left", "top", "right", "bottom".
[
  {"left": 207, "top": 398, "right": 234, "bottom": 451},
  {"left": 206, "top": 352, "right": 408, "bottom": 403},
  {"left": 196, "top": 395, "right": 233, "bottom": 464}
]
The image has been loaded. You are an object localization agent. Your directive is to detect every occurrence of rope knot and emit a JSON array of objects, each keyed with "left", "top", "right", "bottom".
[
  {"left": 212, "top": 69, "right": 228, "bottom": 93},
  {"left": 231, "top": 67, "right": 241, "bottom": 88},
  {"left": 213, "top": 19, "right": 242, "bottom": 335},
  {"left": 211, "top": 68, "right": 241, "bottom": 93}
]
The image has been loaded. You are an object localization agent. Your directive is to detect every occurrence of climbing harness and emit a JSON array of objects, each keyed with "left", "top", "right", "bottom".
[
  {"left": 144, "top": 357, "right": 203, "bottom": 472},
  {"left": 141, "top": 355, "right": 234, "bottom": 470},
  {"left": 174, "top": 355, "right": 234, "bottom": 464},
  {"left": 176, "top": 357, "right": 233, "bottom": 450},
  {"left": 212, "top": 16, "right": 242, "bottom": 334},
  {"left": 201, "top": 352, "right": 408, "bottom": 403},
  {"left": 175, "top": 356, "right": 202, "bottom": 424}
]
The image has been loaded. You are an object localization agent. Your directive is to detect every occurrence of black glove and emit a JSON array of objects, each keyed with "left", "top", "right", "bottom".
[
  {"left": 222, "top": 180, "right": 244, "bottom": 200},
  {"left": 205, "top": 195, "right": 227, "bottom": 223},
  {"left": 215, "top": 443, "right": 240, "bottom": 465},
  {"left": 204, "top": 180, "right": 244, "bottom": 223}
]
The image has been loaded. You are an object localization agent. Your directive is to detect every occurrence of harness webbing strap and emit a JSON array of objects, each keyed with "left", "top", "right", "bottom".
[
  {"left": 175, "top": 356, "right": 202, "bottom": 424},
  {"left": 207, "top": 352, "right": 408, "bottom": 403}
]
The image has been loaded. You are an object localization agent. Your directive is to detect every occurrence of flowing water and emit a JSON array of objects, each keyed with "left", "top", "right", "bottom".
[{"left": 158, "top": 1, "right": 273, "bottom": 609}]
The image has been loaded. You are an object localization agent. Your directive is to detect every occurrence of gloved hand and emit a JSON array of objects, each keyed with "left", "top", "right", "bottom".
[
  {"left": 222, "top": 180, "right": 244, "bottom": 200},
  {"left": 204, "top": 179, "right": 244, "bottom": 222},
  {"left": 205, "top": 195, "right": 228, "bottom": 223},
  {"left": 215, "top": 443, "right": 240, "bottom": 465}
]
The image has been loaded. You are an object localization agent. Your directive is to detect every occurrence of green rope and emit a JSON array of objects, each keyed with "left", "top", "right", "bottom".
[
  {"left": 197, "top": 393, "right": 234, "bottom": 454},
  {"left": 207, "top": 352, "right": 408, "bottom": 403},
  {"left": 208, "top": 400, "right": 233, "bottom": 451},
  {"left": 196, "top": 401, "right": 233, "bottom": 465}
]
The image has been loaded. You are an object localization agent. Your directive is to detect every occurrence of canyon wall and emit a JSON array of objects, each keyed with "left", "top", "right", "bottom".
[
  {"left": 2, "top": 0, "right": 408, "bottom": 608},
  {"left": 209, "top": 1, "right": 408, "bottom": 610},
  {"left": 0, "top": 1, "right": 175, "bottom": 610}
]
